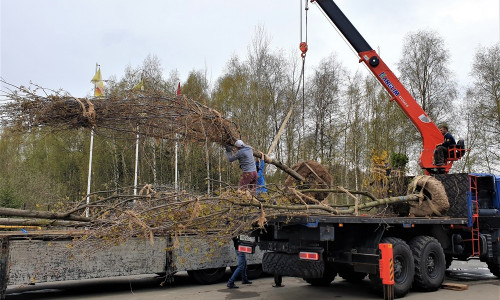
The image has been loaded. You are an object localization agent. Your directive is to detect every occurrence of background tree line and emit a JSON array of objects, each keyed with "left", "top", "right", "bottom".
[{"left": 0, "top": 28, "right": 498, "bottom": 209}]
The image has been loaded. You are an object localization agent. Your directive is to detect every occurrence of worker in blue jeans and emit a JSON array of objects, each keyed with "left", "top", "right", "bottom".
[
  {"left": 227, "top": 237, "right": 252, "bottom": 288},
  {"left": 255, "top": 152, "right": 268, "bottom": 196}
]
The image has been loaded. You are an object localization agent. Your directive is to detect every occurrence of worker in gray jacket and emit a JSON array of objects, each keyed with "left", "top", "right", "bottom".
[{"left": 225, "top": 140, "right": 257, "bottom": 191}]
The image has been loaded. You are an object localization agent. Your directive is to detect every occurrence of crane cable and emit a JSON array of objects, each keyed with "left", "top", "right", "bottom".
[
  {"left": 299, "top": 0, "right": 309, "bottom": 58},
  {"left": 300, "top": 0, "right": 309, "bottom": 154}
]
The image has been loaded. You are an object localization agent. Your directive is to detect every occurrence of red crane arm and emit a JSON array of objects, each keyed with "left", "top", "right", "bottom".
[
  {"left": 358, "top": 50, "right": 445, "bottom": 172},
  {"left": 314, "top": 0, "right": 452, "bottom": 173}
]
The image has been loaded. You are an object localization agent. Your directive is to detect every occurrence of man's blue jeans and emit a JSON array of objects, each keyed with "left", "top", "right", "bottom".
[{"left": 228, "top": 251, "right": 247, "bottom": 284}]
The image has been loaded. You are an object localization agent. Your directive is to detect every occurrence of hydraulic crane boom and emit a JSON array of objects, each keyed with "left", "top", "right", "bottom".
[{"left": 314, "top": 0, "right": 452, "bottom": 174}]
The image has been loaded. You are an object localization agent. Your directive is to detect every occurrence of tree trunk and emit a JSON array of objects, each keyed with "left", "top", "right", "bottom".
[
  {"left": 0, "top": 207, "right": 90, "bottom": 222},
  {"left": 0, "top": 218, "right": 86, "bottom": 227},
  {"left": 235, "top": 193, "right": 421, "bottom": 215},
  {"left": 253, "top": 152, "right": 305, "bottom": 182}
]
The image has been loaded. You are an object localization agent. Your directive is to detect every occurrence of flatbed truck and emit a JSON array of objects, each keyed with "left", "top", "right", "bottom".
[{"left": 255, "top": 173, "right": 500, "bottom": 298}]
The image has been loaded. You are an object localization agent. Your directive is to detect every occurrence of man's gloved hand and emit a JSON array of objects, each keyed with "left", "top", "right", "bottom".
[
  {"left": 258, "top": 151, "right": 265, "bottom": 160},
  {"left": 225, "top": 145, "right": 232, "bottom": 152}
]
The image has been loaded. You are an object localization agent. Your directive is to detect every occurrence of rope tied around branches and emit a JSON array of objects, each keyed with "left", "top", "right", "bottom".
[
  {"left": 188, "top": 197, "right": 201, "bottom": 223},
  {"left": 253, "top": 202, "right": 267, "bottom": 228},
  {"left": 338, "top": 186, "right": 359, "bottom": 215},
  {"left": 74, "top": 98, "right": 96, "bottom": 126},
  {"left": 139, "top": 184, "right": 155, "bottom": 197}
]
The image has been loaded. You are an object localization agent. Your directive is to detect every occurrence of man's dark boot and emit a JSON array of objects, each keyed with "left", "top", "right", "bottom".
[
  {"left": 242, "top": 280, "right": 252, "bottom": 284},
  {"left": 227, "top": 282, "right": 239, "bottom": 289}
]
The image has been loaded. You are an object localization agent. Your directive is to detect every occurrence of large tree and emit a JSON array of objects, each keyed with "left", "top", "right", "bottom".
[
  {"left": 397, "top": 30, "right": 457, "bottom": 124},
  {"left": 470, "top": 43, "right": 500, "bottom": 132},
  {"left": 306, "top": 54, "right": 344, "bottom": 163},
  {"left": 396, "top": 30, "right": 458, "bottom": 173},
  {"left": 463, "top": 43, "right": 500, "bottom": 173}
]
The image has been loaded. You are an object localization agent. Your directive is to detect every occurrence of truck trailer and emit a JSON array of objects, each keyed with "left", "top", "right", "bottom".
[{"left": 0, "top": 233, "right": 265, "bottom": 299}]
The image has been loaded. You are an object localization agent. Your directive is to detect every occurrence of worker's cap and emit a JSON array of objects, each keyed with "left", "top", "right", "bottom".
[{"left": 234, "top": 140, "right": 245, "bottom": 148}]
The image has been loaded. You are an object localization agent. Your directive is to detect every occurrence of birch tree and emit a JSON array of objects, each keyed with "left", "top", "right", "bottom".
[
  {"left": 463, "top": 43, "right": 500, "bottom": 173},
  {"left": 397, "top": 30, "right": 457, "bottom": 125}
]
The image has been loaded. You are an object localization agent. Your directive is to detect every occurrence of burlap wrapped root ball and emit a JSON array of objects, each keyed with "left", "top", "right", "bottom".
[
  {"left": 408, "top": 175, "right": 450, "bottom": 217},
  {"left": 284, "top": 160, "right": 332, "bottom": 202}
]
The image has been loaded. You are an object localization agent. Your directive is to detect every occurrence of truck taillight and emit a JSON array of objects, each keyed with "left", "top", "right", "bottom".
[
  {"left": 299, "top": 252, "right": 319, "bottom": 260},
  {"left": 238, "top": 245, "right": 253, "bottom": 254}
]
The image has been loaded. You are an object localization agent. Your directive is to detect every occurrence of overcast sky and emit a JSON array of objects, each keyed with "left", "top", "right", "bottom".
[{"left": 1, "top": 0, "right": 499, "bottom": 99}]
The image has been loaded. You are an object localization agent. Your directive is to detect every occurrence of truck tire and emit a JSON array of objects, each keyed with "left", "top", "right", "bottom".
[
  {"left": 409, "top": 236, "right": 446, "bottom": 291},
  {"left": 434, "top": 173, "right": 469, "bottom": 218},
  {"left": 262, "top": 252, "right": 324, "bottom": 278},
  {"left": 487, "top": 262, "right": 500, "bottom": 278},
  {"left": 187, "top": 267, "right": 226, "bottom": 284},
  {"left": 370, "top": 237, "right": 414, "bottom": 298},
  {"left": 304, "top": 265, "right": 337, "bottom": 286},
  {"left": 339, "top": 270, "right": 367, "bottom": 282}
]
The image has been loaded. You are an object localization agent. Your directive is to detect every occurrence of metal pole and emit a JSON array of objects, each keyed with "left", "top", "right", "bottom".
[
  {"left": 175, "top": 137, "right": 178, "bottom": 192},
  {"left": 86, "top": 128, "right": 94, "bottom": 217},
  {"left": 86, "top": 62, "right": 98, "bottom": 218},
  {"left": 218, "top": 147, "right": 222, "bottom": 194},
  {"left": 134, "top": 126, "right": 139, "bottom": 198},
  {"left": 175, "top": 83, "right": 180, "bottom": 196}
]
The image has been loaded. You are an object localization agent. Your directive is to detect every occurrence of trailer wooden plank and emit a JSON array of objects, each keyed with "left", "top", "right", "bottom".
[
  {"left": 441, "top": 282, "right": 469, "bottom": 291},
  {"left": 7, "top": 237, "right": 168, "bottom": 285}
]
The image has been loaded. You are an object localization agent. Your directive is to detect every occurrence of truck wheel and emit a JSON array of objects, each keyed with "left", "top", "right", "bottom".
[
  {"left": 187, "top": 267, "right": 226, "bottom": 284},
  {"left": 339, "top": 270, "right": 367, "bottom": 282},
  {"left": 304, "top": 265, "right": 336, "bottom": 286},
  {"left": 410, "top": 236, "right": 446, "bottom": 291},
  {"left": 437, "top": 173, "right": 469, "bottom": 217},
  {"left": 487, "top": 262, "right": 500, "bottom": 278},
  {"left": 370, "top": 237, "right": 414, "bottom": 298}
]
